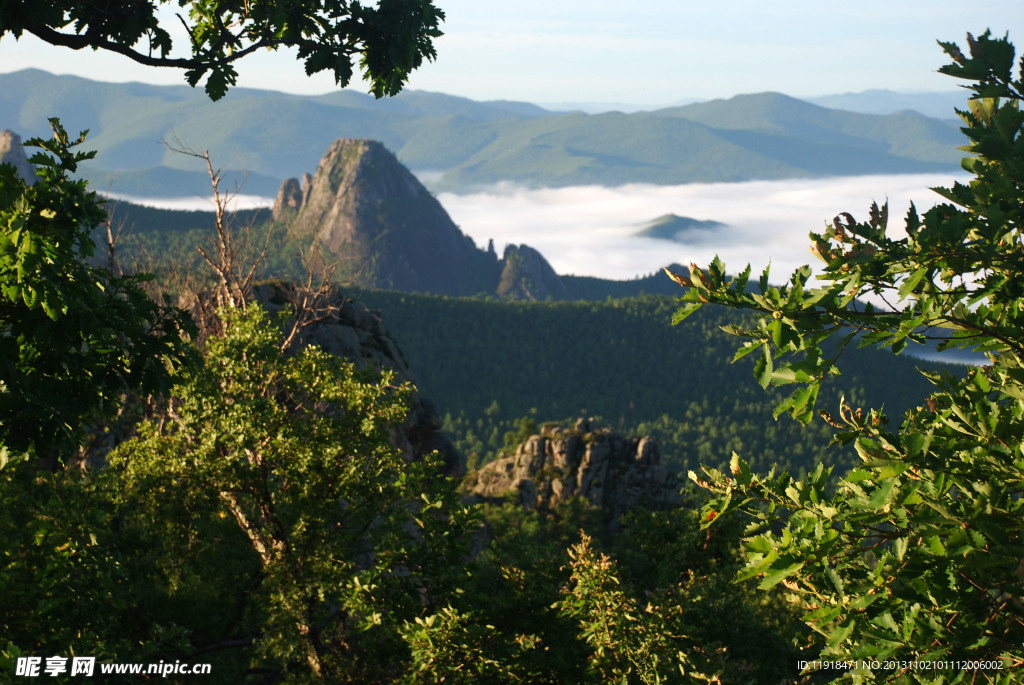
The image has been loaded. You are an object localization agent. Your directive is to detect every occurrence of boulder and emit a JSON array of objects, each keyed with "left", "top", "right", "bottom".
[{"left": 496, "top": 244, "right": 568, "bottom": 300}]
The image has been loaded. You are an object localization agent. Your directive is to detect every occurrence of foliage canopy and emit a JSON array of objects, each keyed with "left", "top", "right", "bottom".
[
  {"left": 0, "top": 121, "right": 194, "bottom": 463},
  {"left": 673, "top": 30, "right": 1024, "bottom": 682},
  {"left": 110, "top": 303, "right": 473, "bottom": 680},
  {"left": 0, "top": 0, "right": 445, "bottom": 99}
]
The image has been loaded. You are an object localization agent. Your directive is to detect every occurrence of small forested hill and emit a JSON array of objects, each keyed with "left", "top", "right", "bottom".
[{"left": 356, "top": 290, "right": 951, "bottom": 476}]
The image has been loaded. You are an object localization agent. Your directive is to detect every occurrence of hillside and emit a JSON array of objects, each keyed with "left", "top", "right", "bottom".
[
  {"left": 79, "top": 187, "right": 953, "bottom": 478},
  {"left": 354, "top": 290, "right": 952, "bottom": 476},
  {"left": 0, "top": 70, "right": 965, "bottom": 197}
]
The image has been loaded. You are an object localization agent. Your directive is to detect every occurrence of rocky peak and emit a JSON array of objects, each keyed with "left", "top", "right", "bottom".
[
  {"left": 464, "top": 418, "right": 683, "bottom": 526},
  {"left": 271, "top": 172, "right": 312, "bottom": 223},
  {"left": 0, "top": 130, "right": 38, "bottom": 185},
  {"left": 273, "top": 139, "right": 496, "bottom": 295},
  {"left": 272, "top": 138, "right": 570, "bottom": 300},
  {"left": 497, "top": 243, "right": 568, "bottom": 300}
]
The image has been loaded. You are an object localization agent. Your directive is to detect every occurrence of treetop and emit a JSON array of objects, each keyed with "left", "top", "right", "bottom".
[{"left": 0, "top": 0, "right": 445, "bottom": 100}]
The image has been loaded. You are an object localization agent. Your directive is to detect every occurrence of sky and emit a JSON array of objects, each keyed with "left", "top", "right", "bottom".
[{"left": 0, "top": 1, "right": 1022, "bottom": 106}]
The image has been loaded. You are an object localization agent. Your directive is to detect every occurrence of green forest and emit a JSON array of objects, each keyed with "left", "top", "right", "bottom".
[
  {"left": 355, "top": 290, "right": 947, "bottom": 476},
  {"left": 2, "top": 5, "right": 1023, "bottom": 684}
]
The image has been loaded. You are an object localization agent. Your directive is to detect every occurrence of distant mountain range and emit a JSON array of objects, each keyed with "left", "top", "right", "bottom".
[
  {"left": 0, "top": 69, "right": 968, "bottom": 198},
  {"left": 542, "top": 90, "right": 963, "bottom": 120},
  {"left": 805, "top": 90, "right": 964, "bottom": 120}
]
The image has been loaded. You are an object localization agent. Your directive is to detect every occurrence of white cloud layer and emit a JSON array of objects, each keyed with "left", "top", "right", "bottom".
[
  {"left": 103, "top": 192, "right": 273, "bottom": 213},
  {"left": 437, "top": 173, "right": 972, "bottom": 282},
  {"left": 119, "top": 173, "right": 971, "bottom": 286}
]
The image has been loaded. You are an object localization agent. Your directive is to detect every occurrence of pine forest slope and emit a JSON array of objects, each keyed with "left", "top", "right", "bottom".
[
  {"left": 355, "top": 290, "right": 953, "bottom": 477},
  {"left": 0, "top": 70, "right": 965, "bottom": 197}
]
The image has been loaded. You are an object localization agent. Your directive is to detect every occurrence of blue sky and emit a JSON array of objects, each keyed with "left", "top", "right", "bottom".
[{"left": 0, "top": 1, "right": 1021, "bottom": 105}]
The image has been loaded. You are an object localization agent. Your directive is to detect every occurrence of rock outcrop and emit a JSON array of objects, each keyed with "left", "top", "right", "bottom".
[
  {"left": 496, "top": 244, "right": 569, "bottom": 300},
  {"left": 0, "top": 130, "right": 38, "bottom": 185},
  {"left": 271, "top": 174, "right": 308, "bottom": 224},
  {"left": 86, "top": 283, "right": 465, "bottom": 476},
  {"left": 273, "top": 138, "right": 567, "bottom": 300},
  {"left": 464, "top": 418, "right": 683, "bottom": 525}
]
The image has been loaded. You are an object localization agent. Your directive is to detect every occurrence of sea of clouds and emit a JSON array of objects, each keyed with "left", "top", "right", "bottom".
[
  {"left": 111, "top": 172, "right": 970, "bottom": 284},
  {"left": 435, "top": 173, "right": 972, "bottom": 283}
]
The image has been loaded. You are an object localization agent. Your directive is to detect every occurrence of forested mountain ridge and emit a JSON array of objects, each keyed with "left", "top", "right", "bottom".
[
  {"left": 0, "top": 69, "right": 964, "bottom": 197},
  {"left": 73, "top": 177, "right": 954, "bottom": 477}
]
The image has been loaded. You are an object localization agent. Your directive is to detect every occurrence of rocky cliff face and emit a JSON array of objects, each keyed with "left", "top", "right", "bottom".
[
  {"left": 271, "top": 173, "right": 312, "bottom": 224},
  {"left": 464, "top": 418, "right": 683, "bottom": 525},
  {"left": 0, "top": 130, "right": 38, "bottom": 184},
  {"left": 273, "top": 138, "right": 567, "bottom": 300}
]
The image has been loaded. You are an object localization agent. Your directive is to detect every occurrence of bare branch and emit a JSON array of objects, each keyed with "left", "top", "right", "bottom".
[{"left": 280, "top": 239, "right": 342, "bottom": 352}]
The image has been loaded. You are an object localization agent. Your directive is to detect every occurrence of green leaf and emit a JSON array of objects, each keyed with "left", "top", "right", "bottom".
[
  {"left": 898, "top": 266, "right": 930, "bottom": 299},
  {"left": 827, "top": 616, "right": 856, "bottom": 649},
  {"left": 736, "top": 547, "right": 779, "bottom": 582},
  {"left": 758, "top": 560, "right": 804, "bottom": 590},
  {"left": 729, "top": 452, "right": 752, "bottom": 487},
  {"left": 671, "top": 303, "right": 702, "bottom": 325},
  {"left": 925, "top": 536, "right": 947, "bottom": 556}
]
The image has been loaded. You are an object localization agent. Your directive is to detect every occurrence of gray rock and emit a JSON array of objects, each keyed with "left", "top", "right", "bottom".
[
  {"left": 273, "top": 137, "right": 567, "bottom": 301},
  {"left": 272, "top": 177, "right": 304, "bottom": 223},
  {"left": 464, "top": 419, "right": 683, "bottom": 526},
  {"left": 0, "top": 130, "right": 38, "bottom": 185},
  {"left": 282, "top": 139, "right": 497, "bottom": 296}
]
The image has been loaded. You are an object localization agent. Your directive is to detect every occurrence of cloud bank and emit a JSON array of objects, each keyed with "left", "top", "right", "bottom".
[
  {"left": 437, "top": 173, "right": 972, "bottom": 283},
  {"left": 116, "top": 173, "right": 970, "bottom": 286}
]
